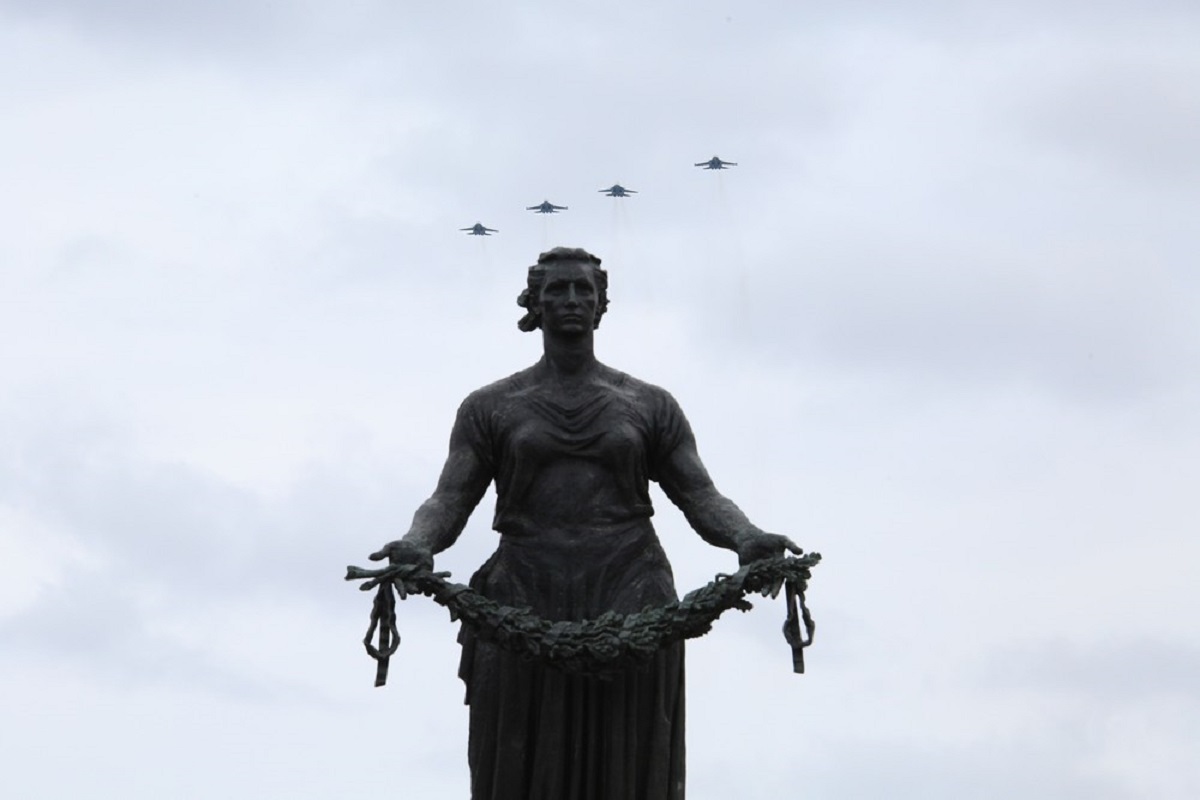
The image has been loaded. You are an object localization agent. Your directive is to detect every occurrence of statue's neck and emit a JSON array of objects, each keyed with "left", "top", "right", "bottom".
[{"left": 540, "top": 333, "right": 597, "bottom": 378}]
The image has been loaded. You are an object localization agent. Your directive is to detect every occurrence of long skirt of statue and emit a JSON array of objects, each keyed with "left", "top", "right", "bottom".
[{"left": 458, "top": 521, "right": 686, "bottom": 800}]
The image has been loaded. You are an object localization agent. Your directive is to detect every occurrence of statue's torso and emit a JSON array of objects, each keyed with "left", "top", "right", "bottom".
[{"left": 461, "top": 363, "right": 686, "bottom": 540}]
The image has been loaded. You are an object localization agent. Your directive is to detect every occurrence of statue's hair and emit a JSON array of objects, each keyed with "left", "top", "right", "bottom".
[{"left": 516, "top": 247, "right": 610, "bottom": 332}]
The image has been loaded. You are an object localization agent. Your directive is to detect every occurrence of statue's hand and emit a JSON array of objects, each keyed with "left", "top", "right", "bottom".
[
  {"left": 369, "top": 539, "right": 435, "bottom": 571},
  {"left": 736, "top": 532, "right": 802, "bottom": 567}
]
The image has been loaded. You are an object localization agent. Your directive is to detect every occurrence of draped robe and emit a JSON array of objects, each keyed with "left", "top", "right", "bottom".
[{"left": 455, "top": 364, "right": 689, "bottom": 800}]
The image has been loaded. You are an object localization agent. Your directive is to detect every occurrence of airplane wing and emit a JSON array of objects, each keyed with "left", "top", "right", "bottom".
[
  {"left": 552, "top": 204, "right": 568, "bottom": 210},
  {"left": 694, "top": 161, "right": 709, "bottom": 167}
]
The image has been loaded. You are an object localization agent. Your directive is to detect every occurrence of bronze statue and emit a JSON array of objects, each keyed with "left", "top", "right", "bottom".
[{"left": 368, "top": 247, "right": 801, "bottom": 800}]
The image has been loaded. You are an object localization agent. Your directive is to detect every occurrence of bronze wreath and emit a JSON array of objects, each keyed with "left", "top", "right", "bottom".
[{"left": 345, "top": 552, "right": 820, "bottom": 687}]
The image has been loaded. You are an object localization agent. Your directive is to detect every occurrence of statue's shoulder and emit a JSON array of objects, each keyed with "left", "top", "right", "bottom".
[
  {"left": 462, "top": 365, "right": 539, "bottom": 409},
  {"left": 597, "top": 364, "right": 680, "bottom": 409}
]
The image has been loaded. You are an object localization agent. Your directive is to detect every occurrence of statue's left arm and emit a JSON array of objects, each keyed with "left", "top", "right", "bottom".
[{"left": 654, "top": 415, "right": 801, "bottom": 565}]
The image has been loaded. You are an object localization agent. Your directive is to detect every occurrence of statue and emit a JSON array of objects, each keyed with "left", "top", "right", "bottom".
[{"left": 356, "top": 247, "right": 812, "bottom": 800}]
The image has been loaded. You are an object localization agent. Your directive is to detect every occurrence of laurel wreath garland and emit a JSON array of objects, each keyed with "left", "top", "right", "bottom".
[{"left": 345, "top": 553, "right": 820, "bottom": 687}]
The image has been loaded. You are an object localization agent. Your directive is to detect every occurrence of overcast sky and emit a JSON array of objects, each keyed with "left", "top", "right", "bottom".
[{"left": 2, "top": 2, "right": 1198, "bottom": 798}]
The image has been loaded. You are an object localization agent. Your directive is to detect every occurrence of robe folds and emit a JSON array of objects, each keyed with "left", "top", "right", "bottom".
[{"left": 454, "top": 364, "right": 690, "bottom": 800}]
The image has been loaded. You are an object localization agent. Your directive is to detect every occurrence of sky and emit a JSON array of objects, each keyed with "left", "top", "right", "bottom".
[{"left": 2, "top": 1, "right": 1198, "bottom": 797}]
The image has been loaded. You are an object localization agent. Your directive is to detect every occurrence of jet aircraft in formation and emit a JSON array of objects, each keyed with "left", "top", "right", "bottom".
[
  {"left": 466, "top": 159, "right": 738, "bottom": 231},
  {"left": 527, "top": 200, "right": 568, "bottom": 214},
  {"left": 461, "top": 223, "right": 498, "bottom": 236},
  {"left": 695, "top": 155, "right": 737, "bottom": 170}
]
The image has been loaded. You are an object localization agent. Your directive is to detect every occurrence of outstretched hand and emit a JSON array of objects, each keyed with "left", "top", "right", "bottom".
[
  {"left": 736, "top": 532, "right": 803, "bottom": 567},
  {"left": 369, "top": 539, "right": 435, "bottom": 571}
]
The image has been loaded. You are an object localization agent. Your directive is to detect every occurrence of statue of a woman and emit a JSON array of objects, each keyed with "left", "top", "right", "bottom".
[{"left": 371, "top": 247, "right": 799, "bottom": 800}]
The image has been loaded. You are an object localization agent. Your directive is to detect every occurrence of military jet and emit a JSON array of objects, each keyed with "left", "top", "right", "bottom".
[
  {"left": 461, "top": 223, "right": 498, "bottom": 236},
  {"left": 695, "top": 156, "right": 737, "bottom": 170},
  {"left": 527, "top": 200, "right": 568, "bottom": 214},
  {"left": 599, "top": 184, "right": 637, "bottom": 197}
]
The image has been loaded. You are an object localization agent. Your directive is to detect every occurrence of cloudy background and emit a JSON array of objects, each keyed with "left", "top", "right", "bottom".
[{"left": 2, "top": 1, "right": 1198, "bottom": 797}]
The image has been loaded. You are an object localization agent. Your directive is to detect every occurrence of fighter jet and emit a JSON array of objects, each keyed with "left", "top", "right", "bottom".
[
  {"left": 599, "top": 184, "right": 637, "bottom": 197},
  {"left": 695, "top": 156, "right": 737, "bottom": 170},
  {"left": 461, "top": 223, "right": 498, "bottom": 236},
  {"left": 527, "top": 200, "right": 568, "bottom": 214}
]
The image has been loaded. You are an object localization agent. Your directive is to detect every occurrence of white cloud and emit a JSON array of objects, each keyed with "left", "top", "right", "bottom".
[{"left": 2, "top": 2, "right": 1198, "bottom": 797}]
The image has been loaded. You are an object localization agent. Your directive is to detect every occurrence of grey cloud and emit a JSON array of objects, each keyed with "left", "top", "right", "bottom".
[
  {"left": 1010, "top": 42, "right": 1200, "bottom": 187},
  {"left": 2, "top": 3, "right": 1197, "bottom": 797},
  {"left": 981, "top": 638, "right": 1200, "bottom": 702},
  {"left": 0, "top": 396, "right": 421, "bottom": 603},
  {"left": 678, "top": 238, "right": 1198, "bottom": 407},
  {"left": 800, "top": 735, "right": 1141, "bottom": 800},
  {"left": 1, "top": 0, "right": 298, "bottom": 57},
  {"left": 0, "top": 570, "right": 294, "bottom": 700}
]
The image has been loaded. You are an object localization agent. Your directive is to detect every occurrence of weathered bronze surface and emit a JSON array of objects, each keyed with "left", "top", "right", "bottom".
[{"left": 358, "top": 247, "right": 810, "bottom": 800}]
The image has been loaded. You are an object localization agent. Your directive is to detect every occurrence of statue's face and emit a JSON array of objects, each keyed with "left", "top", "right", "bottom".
[{"left": 538, "top": 261, "right": 598, "bottom": 335}]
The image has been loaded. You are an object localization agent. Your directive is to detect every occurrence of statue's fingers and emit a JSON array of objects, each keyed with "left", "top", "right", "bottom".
[
  {"left": 369, "top": 549, "right": 388, "bottom": 561},
  {"left": 783, "top": 537, "right": 803, "bottom": 555}
]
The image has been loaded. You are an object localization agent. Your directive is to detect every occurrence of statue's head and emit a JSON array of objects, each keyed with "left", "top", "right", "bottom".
[{"left": 516, "top": 247, "right": 610, "bottom": 332}]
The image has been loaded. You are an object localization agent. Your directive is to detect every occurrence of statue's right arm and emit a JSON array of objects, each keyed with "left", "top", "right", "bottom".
[{"left": 370, "top": 404, "right": 494, "bottom": 565}]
